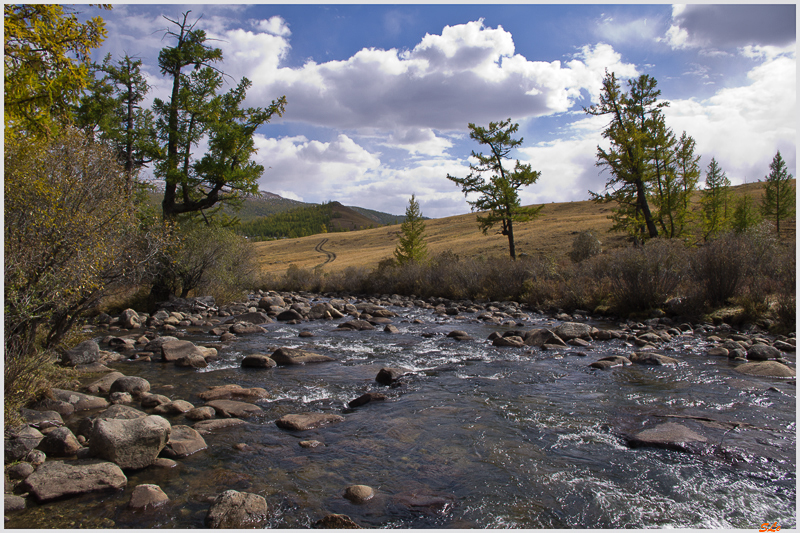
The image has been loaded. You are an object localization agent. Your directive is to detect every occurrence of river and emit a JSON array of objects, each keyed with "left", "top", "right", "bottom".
[{"left": 7, "top": 298, "right": 796, "bottom": 529}]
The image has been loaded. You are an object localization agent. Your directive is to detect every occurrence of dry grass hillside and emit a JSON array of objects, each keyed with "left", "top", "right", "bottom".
[{"left": 252, "top": 180, "right": 795, "bottom": 276}]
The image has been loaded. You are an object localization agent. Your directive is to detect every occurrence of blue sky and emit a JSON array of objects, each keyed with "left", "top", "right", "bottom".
[{"left": 86, "top": 4, "right": 796, "bottom": 218}]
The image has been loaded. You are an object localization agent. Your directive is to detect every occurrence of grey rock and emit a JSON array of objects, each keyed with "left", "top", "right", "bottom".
[
  {"left": 193, "top": 418, "right": 248, "bottom": 435},
  {"left": 185, "top": 406, "right": 216, "bottom": 421},
  {"left": 276, "top": 413, "right": 345, "bottom": 431},
  {"left": 129, "top": 484, "right": 169, "bottom": 510},
  {"left": 554, "top": 322, "right": 594, "bottom": 341},
  {"left": 20, "top": 408, "right": 63, "bottom": 430},
  {"left": 270, "top": 347, "right": 334, "bottom": 365},
  {"left": 205, "top": 490, "right": 268, "bottom": 529},
  {"left": 109, "top": 376, "right": 151, "bottom": 397},
  {"left": 735, "top": 361, "right": 796, "bottom": 378},
  {"left": 314, "top": 514, "right": 361, "bottom": 528},
  {"left": 241, "top": 354, "right": 278, "bottom": 368},
  {"left": 629, "top": 352, "right": 679, "bottom": 366},
  {"left": 90, "top": 415, "right": 171, "bottom": 469},
  {"left": 348, "top": 392, "right": 387, "bottom": 408},
  {"left": 5, "top": 425, "right": 44, "bottom": 463},
  {"left": 160, "top": 425, "right": 207, "bottom": 458},
  {"left": 161, "top": 340, "right": 205, "bottom": 362},
  {"left": 5, "top": 494, "right": 26, "bottom": 512},
  {"left": 36, "top": 426, "right": 82, "bottom": 457},
  {"left": 375, "top": 367, "right": 409, "bottom": 385},
  {"left": 746, "top": 344, "right": 781, "bottom": 361},
  {"left": 627, "top": 422, "right": 708, "bottom": 453},
  {"left": 22, "top": 459, "right": 127, "bottom": 502},
  {"left": 205, "top": 400, "right": 263, "bottom": 419},
  {"left": 6, "top": 462, "right": 35, "bottom": 480},
  {"left": 62, "top": 340, "right": 101, "bottom": 366},
  {"left": 343, "top": 485, "right": 374, "bottom": 504},
  {"left": 197, "top": 384, "right": 269, "bottom": 402}
]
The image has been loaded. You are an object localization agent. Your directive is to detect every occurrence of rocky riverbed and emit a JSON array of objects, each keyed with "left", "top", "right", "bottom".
[{"left": 4, "top": 291, "right": 796, "bottom": 528}]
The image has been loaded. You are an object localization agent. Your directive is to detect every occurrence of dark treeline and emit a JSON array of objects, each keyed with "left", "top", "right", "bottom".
[{"left": 237, "top": 202, "right": 345, "bottom": 240}]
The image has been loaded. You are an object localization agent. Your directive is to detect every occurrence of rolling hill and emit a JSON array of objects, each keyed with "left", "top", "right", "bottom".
[{"left": 252, "top": 180, "right": 795, "bottom": 276}]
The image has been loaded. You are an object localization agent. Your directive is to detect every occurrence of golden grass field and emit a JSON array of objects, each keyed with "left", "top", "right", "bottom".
[{"left": 252, "top": 181, "right": 795, "bottom": 276}]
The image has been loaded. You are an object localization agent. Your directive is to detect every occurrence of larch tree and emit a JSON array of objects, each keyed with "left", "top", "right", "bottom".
[
  {"left": 446, "top": 119, "right": 542, "bottom": 260},
  {"left": 585, "top": 72, "right": 667, "bottom": 242},
  {"left": 394, "top": 194, "right": 428, "bottom": 265},
  {"left": 4, "top": 4, "right": 107, "bottom": 138},
  {"left": 760, "top": 150, "right": 795, "bottom": 235},
  {"left": 154, "top": 11, "right": 286, "bottom": 221},
  {"left": 700, "top": 157, "right": 731, "bottom": 241},
  {"left": 77, "top": 54, "right": 157, "bottom": 192}
]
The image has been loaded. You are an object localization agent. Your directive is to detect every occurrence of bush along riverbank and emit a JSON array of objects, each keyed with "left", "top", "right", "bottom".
[{"left": 4, "top": 290, "right": 795, "bottom": 528}]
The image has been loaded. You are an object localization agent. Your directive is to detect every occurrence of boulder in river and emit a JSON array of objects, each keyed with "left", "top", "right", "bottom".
[
  {"left": 51, "top": 388, "right": 109, "bottom": 411},
  {"left": 36, "top": 426, "right": 82, "bottom": 457},
  {"left": 193, "top": 418, "right": 248, "bottom": 435},
  {"left": 205, "top": 400, "right": 263, "bottom": 419},
  {"left": 314, "top": 514, "right": 361, "bottom": 528},
  {"left": 589, "top": 356, "right": 632, "bottom": 370},
  {"left": 626, "top": 422, "right": 708, "bottom": 453},
  {"left": 5, "top": 425, "right": 44, "bottom": 463},
  {"left": 22, "top": 459, "right": 127, "bottom": 502},
  {"left": 343, "top": 485, "right": 374, "bottom": 504},
  {"left": 338, "top": 320, "right": 375, "bottom": 331},
  {"left": 90, "top": 415, "right": 171, "bottom": 469},
  {"left": 523, "top": 328, "right": 565, "bottom": 347},
  {"left": 161, "top": 425, "right": 207, "bottom": 458},
  {"left": 205, "top": 489, "right": 269, "bottom": 528},
  {"left": 197, "top": 384, "right": 269, "bottom": 402},
  {"left": 270, "top": 347, "right": 334, "bottom": 365},
  {"left": 348, "top": 392, "right": 387, "bottom": 408},
  {"left": 109, "top": 376, "right": 151, "bottom": 397},
  {"left": 161, "top": 340, "right": 206, "bottom": 362},
  {"left": 85, "top": 371, "right": 125, "bottom": 395},
  {"left": 375, "top": 367, "right": 410, "bottom": 385},
  {"left": 735, "top": 361, "right": 796, "bottom": 378},
  {"left": 276, "top": 413, "right": 345, "bottom": 431},
  {"left": 554, "top": 322, "right": 594, "bottom": 341},
  {"left": 62, "top": 340, "right": 102, "bottom": 366},
  {"left": 241, "top": 354, "right": 278, "bottom": 368},
  {"left": 128, "top": 484, "right": 169, "bottom": 510},
  {"left": 746, "top": 344, "right": 781, "bottom": 361},
  {"left": 629, "top": 352, "right": 679, "bottom": 366}
]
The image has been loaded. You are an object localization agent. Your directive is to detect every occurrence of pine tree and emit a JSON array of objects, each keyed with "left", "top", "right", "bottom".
[
  {"left": 394, "top": 195, "right": 428, "bottom": 265},
  {"left": 585, "top": 72, "right": 667, "bottom": 241},
  {"left": 731, "top": 194, "right": 761, "bottom": 233},
  {"left": 700, "top": 157, "right": 731, "bottom": 241},
  {"left": 446, "top": 118, "right": 542, "bottom": 260},
  {"left": 761, "top": 150, "right": 795, "bottom": 235}
]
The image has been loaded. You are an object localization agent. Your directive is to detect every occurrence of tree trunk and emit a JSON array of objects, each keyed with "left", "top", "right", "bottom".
[
  {"left": 506, "top": 218, "right": 516, "bottom": 260},
  {"left": 635, "top": 179, "right": 659, "bottom": 238}
]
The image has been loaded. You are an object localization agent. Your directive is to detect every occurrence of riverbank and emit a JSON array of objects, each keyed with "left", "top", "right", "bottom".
[{"left": 5, "top": 291, "right": 796, "bottom": 528}]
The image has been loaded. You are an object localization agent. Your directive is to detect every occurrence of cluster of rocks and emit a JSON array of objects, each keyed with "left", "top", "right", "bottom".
[{"left": 6, "top": 291, "right": 795, "bottom": 526}]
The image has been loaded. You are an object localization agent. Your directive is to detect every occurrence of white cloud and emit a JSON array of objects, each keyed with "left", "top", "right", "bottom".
[
  {"left": 214, "top": 19, "right": 637, "bottom": 135},
  {"left": 254, "top": 16, "right": 291, "bottom": 37},
  {"left": 665, "top": 52, "right": 796, "bottom": 183}
]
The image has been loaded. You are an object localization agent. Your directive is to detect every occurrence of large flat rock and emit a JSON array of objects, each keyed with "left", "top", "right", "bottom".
[
  {"left": 205, "top": 400, "right": 263, "bottom": 418},
  {"left": 275, "top": 412, "right": 345, "bottom": 431},
  {"left": 270, "top": 347, "right": 334, "bottom": 365},
  {"left": 22, "top": 459, "right": 127, "bottom": 502}
]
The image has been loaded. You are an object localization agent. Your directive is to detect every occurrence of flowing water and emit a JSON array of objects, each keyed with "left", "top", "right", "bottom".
[{"left": 9, "top": 302, "right": 796, "bottom": 529}]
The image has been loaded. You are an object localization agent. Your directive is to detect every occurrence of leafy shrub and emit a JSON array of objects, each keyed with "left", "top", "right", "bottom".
[
  {"left": 605, "top": 239, "right": 687, "bottom": 313},
  {"left": 5, "top": 129, "right": 161, "bottom": 422},
  {"left": 569, "top": 230, "right": 602, "bottom": 263},
  {"left": 148, "top": 222, "right": 259, "bottom": 305}
]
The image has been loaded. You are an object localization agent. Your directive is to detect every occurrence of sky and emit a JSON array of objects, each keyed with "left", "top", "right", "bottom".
[{"left": 84, "top": 3, "right": 796, "bottom": 218}]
